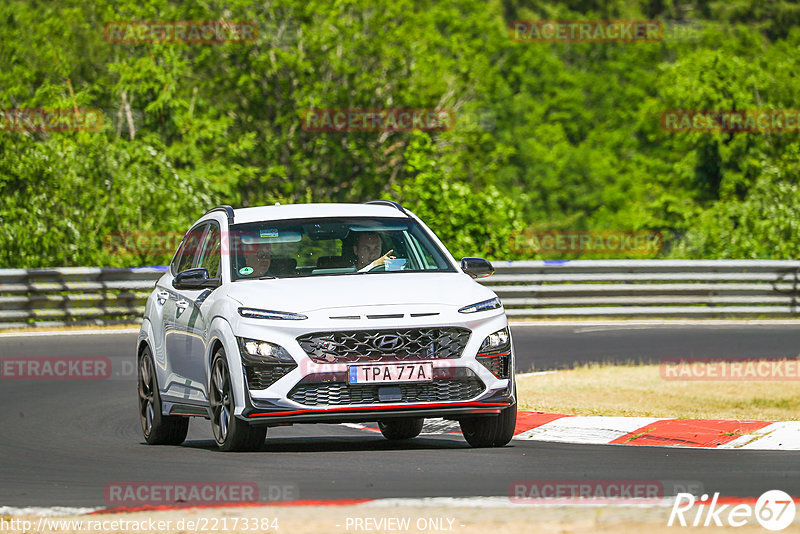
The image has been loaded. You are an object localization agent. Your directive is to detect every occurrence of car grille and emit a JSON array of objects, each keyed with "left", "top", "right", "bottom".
[
  {"left": 477, "top": 353, "right": 510, "bottom": 379},
  {"left": 296, "top": 327, "right": 471, "bottom": 363},
  {"left": 288, "top": 377, "right": 485, "bottom": 406},
  {"left": 245, "top": 363, "right": 297, "bottom": 390}
]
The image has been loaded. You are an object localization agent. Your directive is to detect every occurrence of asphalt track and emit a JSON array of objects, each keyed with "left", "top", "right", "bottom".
[{"left": 1, "top": 324, "right": 800, "bottom": 507}]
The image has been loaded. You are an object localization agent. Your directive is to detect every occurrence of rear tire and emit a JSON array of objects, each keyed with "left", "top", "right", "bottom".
[
  {"left": 378, "top": 418, "right": 424, "bottom": 440},
  {"left": 460, "top": 392, "right": 517, "bottom": 448},
  {"left": 210, "top": 349, "right": 267, "bottom": 452},
  {"left": 138, "top": 347, "right": 189, "bottom": 445}
]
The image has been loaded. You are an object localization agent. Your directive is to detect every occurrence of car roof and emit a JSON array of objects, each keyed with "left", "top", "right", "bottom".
[{"left": 222, "top": 203, "right": 410, "bottom": 225}]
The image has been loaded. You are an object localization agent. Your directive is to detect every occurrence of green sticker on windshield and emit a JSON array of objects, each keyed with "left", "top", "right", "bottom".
[{"left": 239, "top": 267, "right": 254, "bottom": 276}]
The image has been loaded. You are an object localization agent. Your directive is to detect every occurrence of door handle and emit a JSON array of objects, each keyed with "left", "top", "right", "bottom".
[{"left": 176, "top": 300, "right": 189, "bottom": 311}]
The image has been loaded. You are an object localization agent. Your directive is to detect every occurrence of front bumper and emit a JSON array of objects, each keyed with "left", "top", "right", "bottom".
[
  {"left": 241, "top": 386, "right": 515, "bottom": 425},
  {"left": 233, "top": 306, "right": 513, "bottom": 424}
]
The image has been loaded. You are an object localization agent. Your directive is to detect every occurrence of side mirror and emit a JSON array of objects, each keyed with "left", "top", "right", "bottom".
[
  {"left": 460, "top": 257, "right": 494, "bottom": 279},
  {"left": 172, "top": 268, "right": 220, "bottom": 290}
]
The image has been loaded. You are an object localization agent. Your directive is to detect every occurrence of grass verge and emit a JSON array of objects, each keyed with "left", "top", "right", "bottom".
[{"left": 516, "top": 363, "right": 800, "bottom": 420}]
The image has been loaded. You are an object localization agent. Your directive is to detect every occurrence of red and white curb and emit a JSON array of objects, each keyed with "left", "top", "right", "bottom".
[
  {"left": 514, "top": 415, "right": 800, "bottom": 449},
  {"left": 5, "top": 495, "right": 800, "bottom": 517},
  {"left": 0, "top": 497, "right": 728, "bottom": 517},
  {"left": 348, "top": 412, "right": 800, "bottom": 449}
]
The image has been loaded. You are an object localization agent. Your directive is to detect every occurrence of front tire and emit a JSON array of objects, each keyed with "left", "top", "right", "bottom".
[
  {"left": 378, "top": 418, "right": 424, "bottom": 440},
  {"left": 138, "top": 347, "right": 189, "bottom": 445},
  {"left": 460, "top": 393, "right": 517, "bottom": 448},
  {"left": 209, "top": 349, "right": 267, "bottom": 452}
]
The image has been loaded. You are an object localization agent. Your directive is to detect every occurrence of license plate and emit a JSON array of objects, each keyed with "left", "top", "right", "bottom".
[{"left": 348, "top": 362, "right": 433, "bottom": 384}]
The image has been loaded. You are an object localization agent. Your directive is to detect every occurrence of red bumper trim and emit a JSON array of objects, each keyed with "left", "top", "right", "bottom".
[
  {"left": 247, "top": 401, "right": 511, "bottom": 418},
  {"left": 476, "top": 351, "right": 511, "bottom": 358}
]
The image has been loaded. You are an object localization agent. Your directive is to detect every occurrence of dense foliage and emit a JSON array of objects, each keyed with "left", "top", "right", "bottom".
[{"left": 0, "top": 0, "right": 797, "bottom": 267}]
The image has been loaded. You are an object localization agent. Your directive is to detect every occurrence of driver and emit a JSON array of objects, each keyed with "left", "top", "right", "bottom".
[
  {"left": 353, "top": 232, "right": 394, "bottom": 272},
  {"left": 241, "top": 241, "right": 272, "bottom": 277}
]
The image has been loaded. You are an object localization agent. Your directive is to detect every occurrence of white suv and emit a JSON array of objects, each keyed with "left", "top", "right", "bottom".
[{"left": 137, "top": 201, "right": 516, "bottom": 451}]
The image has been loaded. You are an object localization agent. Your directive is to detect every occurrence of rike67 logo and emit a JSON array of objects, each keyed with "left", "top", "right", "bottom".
[{"left": 668, "top": 490, "right": 796, "bottom": 531}]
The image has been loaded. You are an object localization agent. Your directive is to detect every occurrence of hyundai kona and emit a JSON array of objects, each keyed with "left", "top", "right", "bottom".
[{"left": 137, "top": 201, "right": 516, "bottom": 451}]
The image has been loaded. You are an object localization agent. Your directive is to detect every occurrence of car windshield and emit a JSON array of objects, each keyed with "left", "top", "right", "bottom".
[{"left": 229, "top": 216, "right": 455, "bottom": 280}]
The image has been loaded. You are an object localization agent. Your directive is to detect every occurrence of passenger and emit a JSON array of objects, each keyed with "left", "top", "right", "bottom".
[{"left": 241, "top": 241, "right": 272, "bottom": 277}]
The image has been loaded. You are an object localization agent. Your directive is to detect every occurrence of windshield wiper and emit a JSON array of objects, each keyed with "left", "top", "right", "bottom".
[{"left": 233, "top": 275, "right": 277, "bottom": 281}]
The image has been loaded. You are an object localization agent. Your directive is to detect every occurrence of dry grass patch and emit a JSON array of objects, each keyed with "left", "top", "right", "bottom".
[{"left": 516, "top": 363, "right": 800, "bottom": 420}]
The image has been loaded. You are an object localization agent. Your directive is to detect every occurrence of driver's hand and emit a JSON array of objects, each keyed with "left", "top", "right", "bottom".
[{"left": 374, "top": 249, "right": 395, "bottom": 266}]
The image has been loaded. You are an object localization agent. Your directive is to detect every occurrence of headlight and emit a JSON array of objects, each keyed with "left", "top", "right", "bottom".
[
  {"left": 458, "top": 297, "right": 501, "bottom": 314},
  {"left": 238, "top": 307, "right": 308, "bottom": 320},
  {"left": 479, "top": 327, "right": 510, "bottom": 353},
  {"left": 237, "top": 337, "right": 295, "bottom": 363}
]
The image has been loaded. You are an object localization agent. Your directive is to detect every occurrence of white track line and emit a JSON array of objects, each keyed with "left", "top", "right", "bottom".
[
  {"left": 719, "top": 422, "right": 800, "bottom": 450},
  {"left": 0, "top": 498, "right": 680, "bottom": 516},
  {"left": 515, "top": 371, "right": 557, "bottom": 377},
  {"left": 514, "top": 416, "right": 663, "bottom": 445},
  {"left": 0, "top": 506, "right": 101, "bottom": 516},
  {"left": 0, "top": 328, "right": 139, "bottom": 338},
  {"left": 339, "top": 423, "right": 371, "bottom": 431},
  {"left": 420, "top": 419, "right": 460, "bottom": 434},
  {"left": 360, "top": 496, "right": 678, "bottom": 508}
]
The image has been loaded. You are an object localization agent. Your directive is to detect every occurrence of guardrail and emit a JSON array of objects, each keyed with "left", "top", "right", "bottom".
[
  {"left": 484, "top": 260, "right": 800, "bottom": 317},
  {"left": 0, "top": 267, "right": 166, "bottom": 330},
  {"left": 1, "top": 261, "right": 800, "bottom": 329}
]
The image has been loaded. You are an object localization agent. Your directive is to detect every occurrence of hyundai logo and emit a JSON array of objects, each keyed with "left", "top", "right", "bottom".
[{"left": 372, "top": 334, "right": 405, "bottom": 351}]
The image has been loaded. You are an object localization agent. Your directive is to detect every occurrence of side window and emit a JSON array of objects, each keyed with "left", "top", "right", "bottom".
[
  {"left": 172, "top": 224, "right": 207, "bottom": 274},
  {"left": 197, "top": 224, "right": 221, "bottom": 278},
  {"left": 406, "top": 232, "right": 437, "bottom": 270}
]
